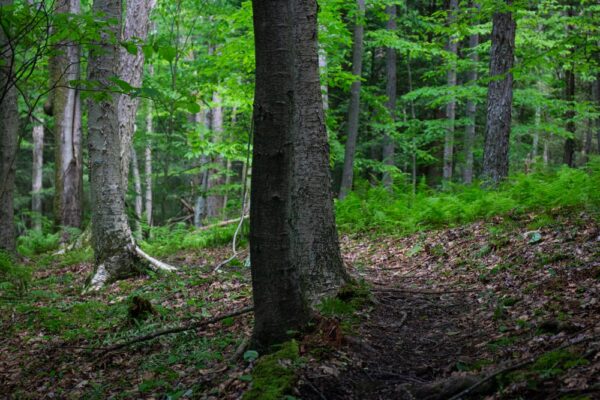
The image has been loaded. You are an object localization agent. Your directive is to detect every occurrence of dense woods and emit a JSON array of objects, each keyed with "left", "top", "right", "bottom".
[{"left": 1, "top": 0, "right": 600, "bottom": 398}]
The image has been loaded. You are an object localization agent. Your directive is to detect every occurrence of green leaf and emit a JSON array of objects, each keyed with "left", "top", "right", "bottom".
[
  {"left": 185, "top": 102, "right": 200, "bottom": 114},
  {"left": 121, "top": 41, "right": 137, "bottom": 56},
  {"left": 158, "top": 46, "right": 177, "bottom": 62},
  {"left": 243, "top": 350, "right": 259, "bottom": 362},
  {"left": 142, "top": 45, "right": 154, "bottom": 59}
]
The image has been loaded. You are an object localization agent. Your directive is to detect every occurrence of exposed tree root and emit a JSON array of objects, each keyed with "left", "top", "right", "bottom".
[{"left": 134, "top": 245, "right": 177, "bottom": 272}]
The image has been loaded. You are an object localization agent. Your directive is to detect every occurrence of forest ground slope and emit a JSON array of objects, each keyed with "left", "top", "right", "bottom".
[{"left": 1, "top": 210, "right": 599, "bottom": 399}]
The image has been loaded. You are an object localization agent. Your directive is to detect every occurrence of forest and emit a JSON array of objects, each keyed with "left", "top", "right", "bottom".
[{"left": 0, "top": 0, "right": 599, "bottom": 398}]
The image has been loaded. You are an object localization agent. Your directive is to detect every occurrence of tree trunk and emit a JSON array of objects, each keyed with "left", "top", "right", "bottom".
[
  {"left": 32, "top": 124, "right": 44, "bottom": 231},
  {"left": 87, "top": 0, "right": 139, "bottom": 289},
  {"left": 533, "top": 105, "right": 541, "bottom": 159},
  {"left": 338, "top": 0, "right": 365, "bottom": 199},
  {"left": 206, "top": 91, "right": 225, "bottom": 217},
  {"left": 482, "top": 3, "right": 516, "bottom": 185},
  {"left": 0, "top": 0, "right": 18, "bottom": 253},
  {"left": 319, "top": 47, "right": 329, "bottom": 112},
  {"left": 251, "top": 0, "right": 348, "bottom": 351},
  {"left": 463, "top": 29, "right": 479, "bottom": 184},
  {"left": 145, "top": 98, "right": 153, "bottom": 227},
  {"left": 596, "top": 74, "right": 600, "bottom": 154},
  {"left": 194, "top": 108, "right": 210, "bottom": 227},
  {"left": 131, "top": 144, "right": 143, "bottom": 238},
  {"left": 117, "top": 0, "right": 155, "bottom": 194},
  {"left": 443, "top": 0, "right": 458, "bottom": 183},
  {"left": 563, "top": 67, "right": 576, "bottom": 167},
  {"left": 382, "top": 4, "right": 397, "bottom": 189},
  {"left": 49, "top": 0, "right": 83, "bottom": 232}
]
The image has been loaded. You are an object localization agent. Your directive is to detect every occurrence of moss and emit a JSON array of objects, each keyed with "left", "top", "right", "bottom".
[{"left": 243, "top": 340, "right": 300, "bottom": 400}]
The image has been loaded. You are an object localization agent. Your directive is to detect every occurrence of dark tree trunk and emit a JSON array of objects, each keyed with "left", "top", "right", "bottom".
[
  {"left": 339, "top": 0, "right": 365, "bottom": 199},
  {"left": 49, "top": 0, "right": 84, "bottom": 232},
  {"left": 251, "top": 0, "right": 348, "bottom": 351},
  {"left": 563, "top": 67, "right": 576, "bottom": 167},
  {"left": 463, "top": 27, "right": 479, "bottom": 184},
  {"left": 0, "top": 0, "right": 18, "bottom": 253},
  {"left": 443, "top": 0, "right": 458, "bottom": 183},
  {"left": 382, "top": 4, "right": 397, "bottom": 189},
  {"left": 482, "top": 3, "right": 516, "bottom": 185}
]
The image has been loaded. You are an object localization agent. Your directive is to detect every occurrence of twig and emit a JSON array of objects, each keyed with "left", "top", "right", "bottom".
[
  {"left": 102, "top": 306, "right": 254, "bottom": 353},
  {"left": 196, "top": 215, "right": 248, "bottom": 232},
  {"left": 447, "top": 334, "right": 596, "bottom": 400}
]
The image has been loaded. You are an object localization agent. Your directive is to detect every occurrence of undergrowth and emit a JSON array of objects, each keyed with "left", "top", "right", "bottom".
[{"left": 336, "top": 161, "right": 600, "bottom": 235}]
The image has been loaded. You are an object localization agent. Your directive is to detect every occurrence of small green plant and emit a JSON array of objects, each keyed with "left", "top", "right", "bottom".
[{"left": 0, "top": 251, "right": 31, "bottom": 296}]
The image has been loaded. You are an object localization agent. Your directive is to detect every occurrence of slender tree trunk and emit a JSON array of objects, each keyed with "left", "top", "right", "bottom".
[
  {"left": 194, "top": 108, "right": 210, "bottom": 227},
  {"left": 87, "top": 0, "right": 139, "bottom": 289},
  {"left": 319, "top": 47, "right": 329, "bottom": 112},
  {"left": 32, "top": 124, "right": 44, "bottom": 231},
  {"left": 206, "top": 91, "right": 224, "bottom": 218},
  {"left": 0, "top": 0, "right": 18, "bottom": 253},
  {"left": 131, "top": 144, "right": 143, "bottom": 238},
  {"left": 533, "top": 105, "right": 541, "bottom": 159},
  {"left": 48, "top": 0, "right": 83, "bottom": 232},
  {"left": 338, "top": 0, "right": 365, "bottom": 199},
  {"left": 251, "top": 0, "right": 348, "bottom": 351},
  {"left": 482, "top": 2, "right": 516, "bottom": 185},
  {"left": 543, "top": 136, "right": 549, "bottom": 165},
  {"left": 145, "top": 99, "right": 153, "bottom": 227},
  {"left": 443, "top": 0, "right": 458, "bottom": 183},
  {"left": 596, "top": 74, "right": 600, "bottom": 154},
  {"left": 117, "top": 0, "right": 155, "bottom": 194},
  {"left": 382, "top": 4, "right": 397, "bottom": 189},
  {"left": 563, "top": 67, "right": 576, "bottom": 167},
  {"left": 463, "top": 29, "right": 479, "bottom": 184},
  {"left": 406, "top": 52, "right": 417, "bottom": 194}
]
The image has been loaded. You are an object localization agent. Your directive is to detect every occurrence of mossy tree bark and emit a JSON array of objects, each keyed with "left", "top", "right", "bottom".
[{"left": 250, "top": 0, "right": 348, "bottom": 351}]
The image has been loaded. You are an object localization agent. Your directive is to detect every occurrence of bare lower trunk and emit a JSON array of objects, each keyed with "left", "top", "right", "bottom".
[
  {"left": 563, "top": 67, "right": 576, "bottom": 167},
  {"left": 543, "top": 136, "right": 549, "bottom": 165},
  {"left": 382, "top": 4, "right": 397, "bottom": 189},
  {"left": 194, "top": 108, "right": 210, "bottom": 227},
  {"left": 533, "top": 106, "right": 541, "bottom": 159},
  {"left": 49, "top": 0, "right": 83, "bottom": 232},
  {"left": 32, "top": 124, "right": 44, "bottom": 231},
  {"left": 0, "top": 3, "right": 18, "bottom": 253},
  {"left": 443, "top": 0, "right": 458, "bottom": 183},
  {"left": 131, "top": 144, "right": 143, "bottom": 238},
  {"left": 338, "top": 0, "right": 365, "bottom": 199},
  {"left": 482, "top": 3, "right": 516, "bottom": 185},
  {"left": 463, "top": 30, "right": 479, "bottom": 184},
  {"left": 117, "top": 0, "right": 155, "bottom": 194},
  {"left": 251, "top": 0, "right": 348, "bottom": 351}
]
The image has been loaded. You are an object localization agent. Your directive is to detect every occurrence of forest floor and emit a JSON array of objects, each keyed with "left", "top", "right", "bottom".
[{"left": 1, "top": 209, "right": 600, "bottom": 399}]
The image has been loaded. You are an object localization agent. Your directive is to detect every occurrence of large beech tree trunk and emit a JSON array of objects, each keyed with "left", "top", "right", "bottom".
[
  {"left": 0, "top": 0, "right": 18, "bottom": 253},
  {"left": 87, "top": 0, "right": 139, "bottom": 289},
  {"left": 482, "top": 2, "right": 516, "bottom": 185},
  {"left": 32, "top": 124, "right": 44, "bottom": 231},
  {"left": 382, "top": 4, "right": 397, "bottom": 189},
  {"left": 463, "top": 11, "right": 479, "bottom": 184},
  {"left": 251, "top": 0, "right": 348, "bottom": 351},
  {"left": 338, "top": 0, "right": 365, "bottom": 199},
  {"left": 443, "top": 0, "right": 458, "bottom": 183}
]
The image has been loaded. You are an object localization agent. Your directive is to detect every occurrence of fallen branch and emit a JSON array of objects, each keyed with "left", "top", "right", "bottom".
[
  {"left": 447, "top": 334, "right": 596, "bottom": 400},
  {"left": 373, "top": 287, "right": 479, "bottom": 295},
  {"left": 102, "top": 306, "right": 254, "bottom": 353},
  {"left": 197, "top": 215, "right": 248, "bottom": 232},
  {"left": 135, "top": 246, "right": 178, "bottom": 272}
]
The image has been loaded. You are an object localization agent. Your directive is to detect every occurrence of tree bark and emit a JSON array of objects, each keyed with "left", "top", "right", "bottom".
[
  {"left": 194, "top": 108, "right": 210, "bottom": 227},
  {"left": 117, "top": 0, "right": 155, "bottom": 194},
  {"left": 32, "top": 124, "right": 44, "bottom": 231},
  {"left": 482, "top": 2, "right": 516, "bottom": 185},
  {"left": 87, "top": 0, "right": 139, "bottom": 289},
  {"left": 382, "top": 4, "right": 397, "bottom": 189},
  {"left": 0, "top": 0, "right": 18, "bottom": 253},
  {"left": 443, "top": 0, "right": 458, "bottom": 183},
  {"left": 463, "top": 28, "right": 479, "bottom": 184},
  {"left": 319, "top": 47, "right": 329, "bottom": 112},
  {"left": 49, "top": 0, "right": 83, "bottom": 232},
  {"left": 533, "top": 105, "right": 541, "bottom": 159},
  {"left": 131, "top": 144, "right": 143, "bottom": 238},
  {"left": 563, "top": 67, "right": 576, "bottom": 167},
  {"left": 251, "top": 0, "right": 348, "bottom": 351},
  {"left": 145, "top": 97, "right": 153, "bottom": 227},
  {"left": 338, "top": 0, "right": 365, "bottom": 199},
  {"left": 206, "top": 91, "right": 225, "bottom": 217}
]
